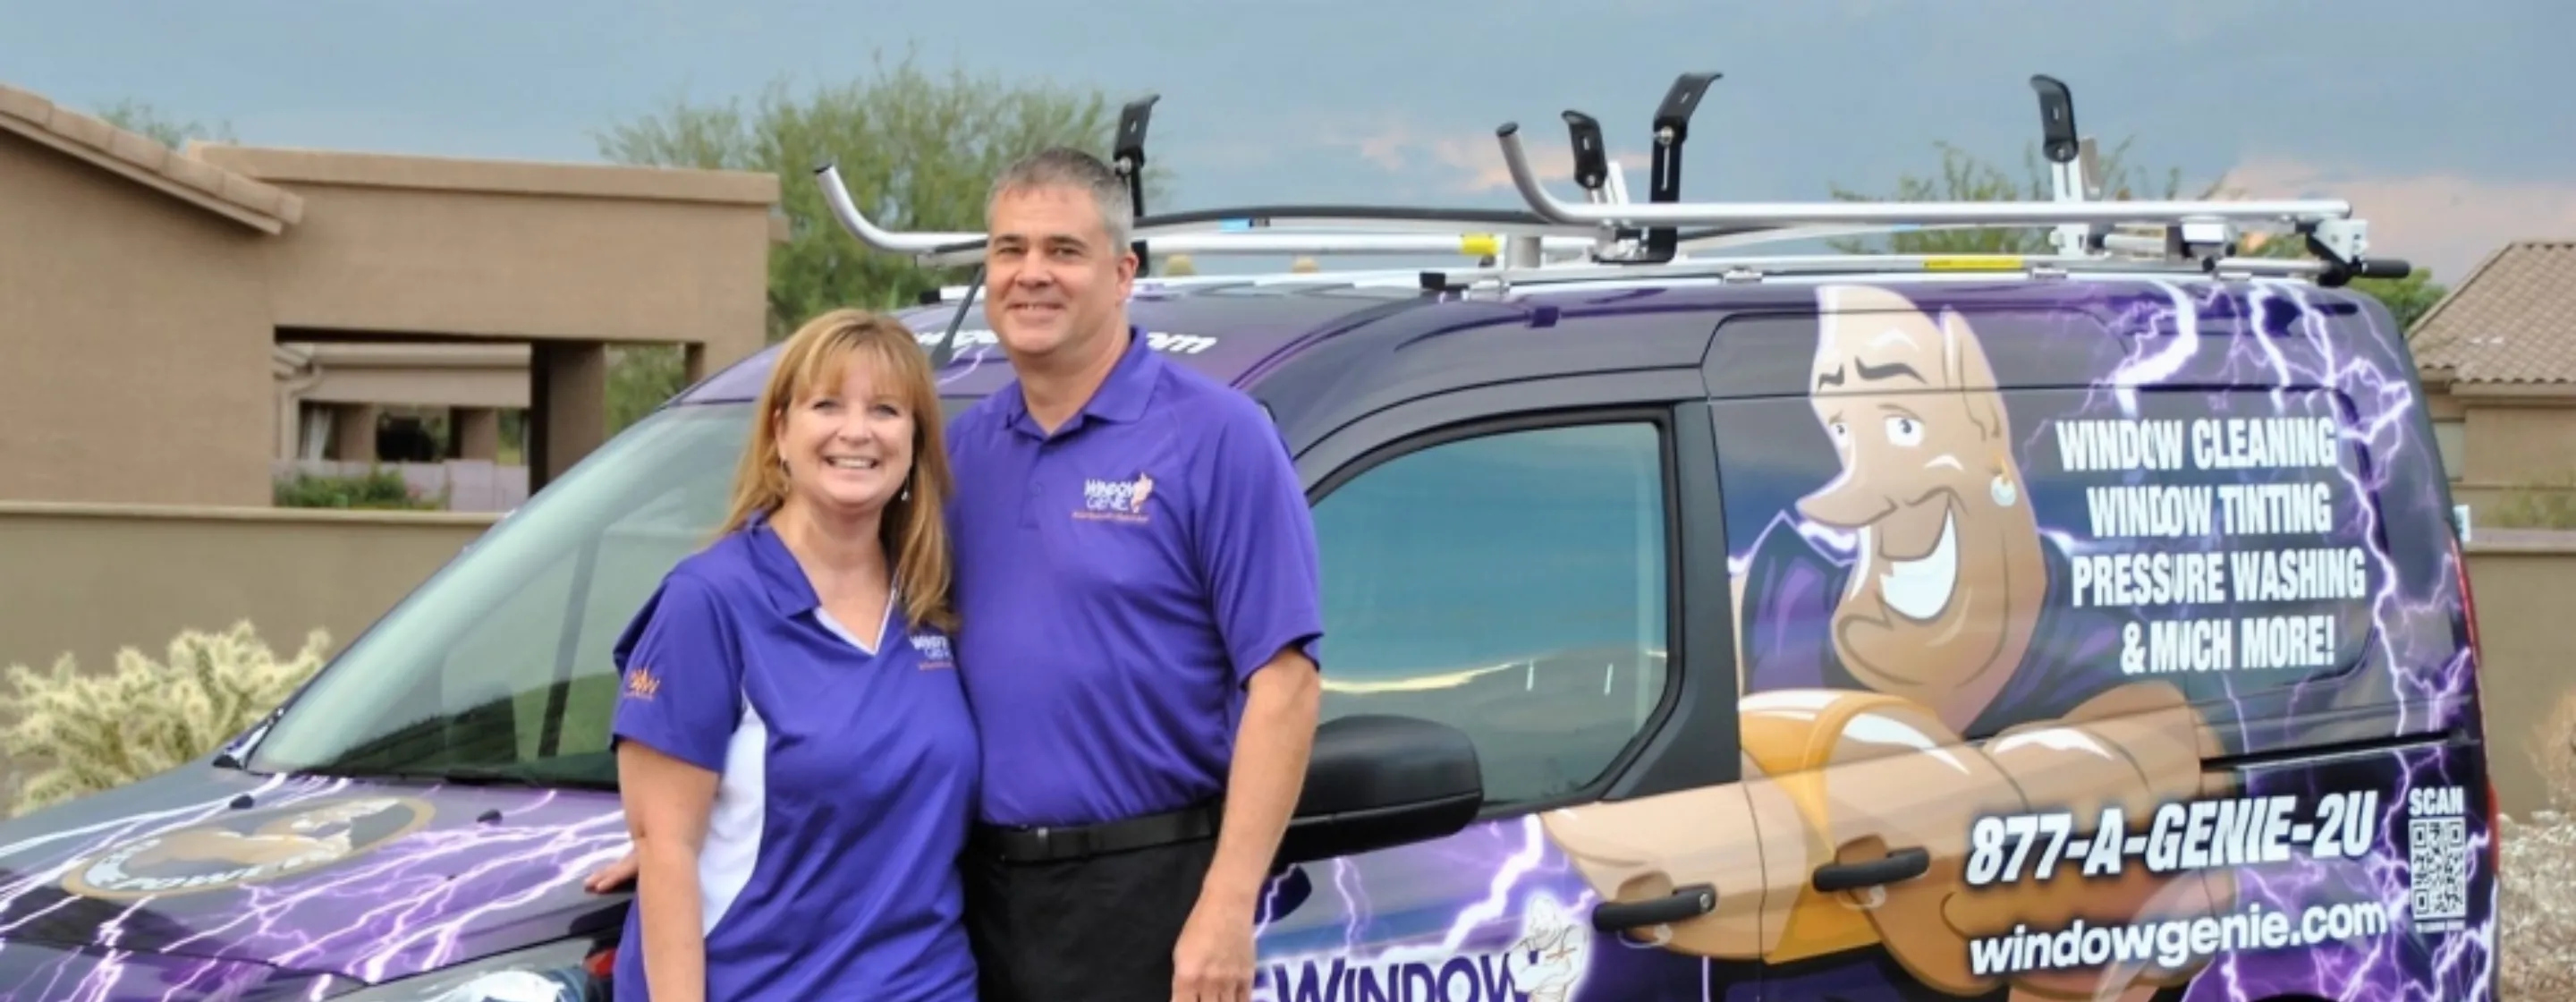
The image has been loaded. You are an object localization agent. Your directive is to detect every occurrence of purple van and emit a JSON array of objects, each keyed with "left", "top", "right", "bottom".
[{"left": 0, "top": 75, "right": 2500, "bottom": 1001}]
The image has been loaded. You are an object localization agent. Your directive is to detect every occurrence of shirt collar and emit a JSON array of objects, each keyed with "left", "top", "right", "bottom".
[
  {"left": 741, "top": 513, "right": 904, "bottom": 627},
  {"left": 741, "top": 514, "right": 820, "bottom": 617},
  {"left": 1001, "top": 326, "right": 1161, "bottom": 438}
]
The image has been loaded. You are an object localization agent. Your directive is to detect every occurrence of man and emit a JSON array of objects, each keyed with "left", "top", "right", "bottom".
[{"left": 589, "top": 148, "right": 1325, "bottom": 1002}]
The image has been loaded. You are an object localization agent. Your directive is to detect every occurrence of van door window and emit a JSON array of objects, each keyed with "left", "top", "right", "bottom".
[{"left": 1308, "top": 420, "right": 1672, "bottom": 809}]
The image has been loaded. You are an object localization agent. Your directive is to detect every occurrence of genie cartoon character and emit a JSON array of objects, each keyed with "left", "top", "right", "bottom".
[
  {"left": 1538, "top": 284, "right": 2241, "bottom": 1001},
  {"left": 1504, "top": 895, "right": 1590, "bottom": 1002}
]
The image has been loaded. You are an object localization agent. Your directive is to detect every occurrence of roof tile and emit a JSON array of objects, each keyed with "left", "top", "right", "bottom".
[
  {"left": 2413, "top": 242, "right": 2576, "bottom": 385},
  {"left": 0, "top": 77, "right": 297, "bottom": 232},
  {"left": 0, "top": 84, "right": 48, "bottom": 123}
]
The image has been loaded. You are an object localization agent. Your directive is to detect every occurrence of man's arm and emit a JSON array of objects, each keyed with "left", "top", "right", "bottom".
[
  {"left": 1173, "top": 397, "right": 1326, "bottom": 1000},
  {"left": 1202, "top": 645, "right": 1321, "bottom": 907}
]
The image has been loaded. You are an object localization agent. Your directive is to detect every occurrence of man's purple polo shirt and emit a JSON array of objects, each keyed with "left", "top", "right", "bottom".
[{"left": 945, "top": 327, "right": 1324, "bottom": 828}]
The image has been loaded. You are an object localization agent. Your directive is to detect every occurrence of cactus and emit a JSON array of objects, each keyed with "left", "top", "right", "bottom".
[{"left": 0, "top": 621, "right": 330, "bottom": 818}]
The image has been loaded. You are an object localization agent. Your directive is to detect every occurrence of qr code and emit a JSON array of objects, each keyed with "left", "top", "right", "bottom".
[{"left": 2410, "top": 817, "right": 2470, "bottom": 922}]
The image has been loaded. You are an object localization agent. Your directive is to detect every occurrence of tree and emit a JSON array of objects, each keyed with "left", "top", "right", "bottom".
[
  {"left": 94, "top": 99, "right": 237, "bottom": 148},
  {"left": 1829, "top": 138, "right": 2446, "bottom": 333},
  {"left": 588, "top": 50, "right": 1173, "bottom": 429},
  {"left": 1825, "top": 138, "right": 2205, "bottom": 255}
]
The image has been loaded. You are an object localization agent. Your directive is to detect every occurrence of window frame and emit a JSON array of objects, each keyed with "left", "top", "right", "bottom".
[{"left": 1299, "top": 397, "right": 1718, "bottom": 821}]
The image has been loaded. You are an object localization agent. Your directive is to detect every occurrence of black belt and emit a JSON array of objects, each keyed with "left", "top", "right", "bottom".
[{"left": 972, "top": 800, "right": 1222, "bottom": 864}]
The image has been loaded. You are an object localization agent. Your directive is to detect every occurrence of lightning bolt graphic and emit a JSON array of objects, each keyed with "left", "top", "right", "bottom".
[{"left": 0, "top": 777, "right": 631, "bottom": 999}]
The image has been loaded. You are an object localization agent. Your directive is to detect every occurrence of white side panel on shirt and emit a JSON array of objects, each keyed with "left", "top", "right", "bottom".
[{"left": 699, "top": 692, "right": 768, "bottom": 935}]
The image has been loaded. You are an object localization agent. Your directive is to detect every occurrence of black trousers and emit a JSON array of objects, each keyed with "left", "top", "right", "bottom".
[{"left": 963, "top": 834, "right": 1218, "bottom": 1002}]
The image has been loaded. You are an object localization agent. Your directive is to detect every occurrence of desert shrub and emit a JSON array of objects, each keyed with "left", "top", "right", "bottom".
[
  {"left": 2501, "top": 811, "right": 2576, "bottom": 998},
  {"left": 0, "top": 620, "right": 330, "bottom": 818},
  {"left": 274, "top": 468, "right": 443, "bottom": 510},
  {"left": 2489, "top": 474, "right": 2576, "bottom": 530},
  {"left": 2530, "top": 689, "right": 2576, "bottom": 811}
]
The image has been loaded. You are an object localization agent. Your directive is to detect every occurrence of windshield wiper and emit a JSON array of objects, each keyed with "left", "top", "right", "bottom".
[{"left": 309, "top": 763, "right": 614, "bottom": 791}]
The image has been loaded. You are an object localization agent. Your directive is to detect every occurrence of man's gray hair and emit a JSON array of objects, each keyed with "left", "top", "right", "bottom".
[{"left": 987, "top": 147, "right": 1134, "bottom": 251}]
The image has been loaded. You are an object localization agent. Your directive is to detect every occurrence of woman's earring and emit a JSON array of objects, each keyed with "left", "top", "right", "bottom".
[{"left": 1990, "top": 472, "right": 2017, "bottom": 507}]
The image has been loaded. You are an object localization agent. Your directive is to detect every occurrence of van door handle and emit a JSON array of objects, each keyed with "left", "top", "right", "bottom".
[
  {"left": 1811, "top": 846, "right": 1930, "bottom": 893},
  {"left": 1589, "top": 883, "right": 1716, "bottom": 932}
]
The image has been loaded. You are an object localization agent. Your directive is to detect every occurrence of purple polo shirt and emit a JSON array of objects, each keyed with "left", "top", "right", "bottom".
[
  {"left": 607, "top": 519, "right": 981, "bottom": 1001},
  {"left": 945, "top": 327, "right": 1325, "bottom": 828}
]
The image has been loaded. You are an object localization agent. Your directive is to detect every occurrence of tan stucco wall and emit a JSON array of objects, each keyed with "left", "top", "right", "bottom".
[
  {"left": 2463, "top": 539, "right": 2576, "bottom": 817},
  {"left": 2464, "top": 401, "right": 2576, "bottom": 486},
  {"left": 0, "top": 138, "right": 278, "bottom": 507},
  {"left": 2423, "top": 385, "right": 2576, "bottom": 528},
  {"left": 0, "top": 503, "right": 499, "bottom": 682},
  {"left": 193, "top": 146, "right": 774, "bottom": 366}
]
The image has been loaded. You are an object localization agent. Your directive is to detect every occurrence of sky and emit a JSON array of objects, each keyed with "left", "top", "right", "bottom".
[{"left": 7, "top": 0, "right": 2572, "bottom": 284}]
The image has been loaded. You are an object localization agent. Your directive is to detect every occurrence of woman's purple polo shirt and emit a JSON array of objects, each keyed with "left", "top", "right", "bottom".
[{"left": 607, "top": 522, "right": 980, "bottom": 1001}]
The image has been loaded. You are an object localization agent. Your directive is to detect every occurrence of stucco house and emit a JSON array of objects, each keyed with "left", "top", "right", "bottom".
[
  {"left": 2413, "top": 241, "right": 2576, "bottom": 530},
  {"left": 0, "top": 79, "right": 782, "bottom": 510}
]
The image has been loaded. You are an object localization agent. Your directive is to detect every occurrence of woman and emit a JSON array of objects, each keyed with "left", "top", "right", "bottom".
[{"left": 604, "top": 308, "right": 977, "bottom": 1002}]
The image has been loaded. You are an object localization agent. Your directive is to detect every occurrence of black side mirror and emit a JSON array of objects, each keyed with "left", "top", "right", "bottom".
[{"left": 1275, "top": 714, "right": 1482, "bottom": 866}]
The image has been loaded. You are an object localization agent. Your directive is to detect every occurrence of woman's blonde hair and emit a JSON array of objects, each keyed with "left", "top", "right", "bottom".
[{"left": 717, "top": 308, "right": 956, "bottom": 633}]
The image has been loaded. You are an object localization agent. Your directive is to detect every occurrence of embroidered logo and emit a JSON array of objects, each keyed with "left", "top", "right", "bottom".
[
  {"left": 623, "top": 667, "right": 661, "bottom": 700},
  {"left": 1077, "top": 472, "right": 1155, "bottom": 523},
  {"left": 909, "top": 633, "right": 956, "bottom": 670}
]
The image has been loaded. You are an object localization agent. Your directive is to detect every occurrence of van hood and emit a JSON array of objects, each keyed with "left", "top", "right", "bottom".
[{"left": 0, "top": 760, "right": 631, "bottom": 998}]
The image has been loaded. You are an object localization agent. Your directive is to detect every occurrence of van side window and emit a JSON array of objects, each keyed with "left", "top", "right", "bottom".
[{"left": 1309, "top": 420, "right": 1671, "bottom": 808}]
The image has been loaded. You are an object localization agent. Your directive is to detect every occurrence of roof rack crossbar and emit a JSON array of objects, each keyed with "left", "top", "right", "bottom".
[{"left": 1417, "top": 250, "right": 2339, "bottom": 293}]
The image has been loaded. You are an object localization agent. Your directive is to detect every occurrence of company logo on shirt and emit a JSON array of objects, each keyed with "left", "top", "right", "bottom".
[
  {"left": 623, "top": 667, "right": 661, "bottom": 701},
  {"left": 1077, "top": 472, "right": 1156, "bottom": 523},
  {"left": 910, "top": 632, "right": 956, "bottom": 670}
]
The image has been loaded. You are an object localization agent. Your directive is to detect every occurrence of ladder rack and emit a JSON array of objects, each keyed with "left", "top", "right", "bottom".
[{"left": 814, "top": 72, "right": 2412, "bottom": 292}]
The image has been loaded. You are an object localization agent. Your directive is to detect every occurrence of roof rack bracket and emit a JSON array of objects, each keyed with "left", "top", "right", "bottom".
[
  {"left": 2029, "top": 74, "right": 2080, "bottom": 167},
  {"left": 2029, "top": 74, "right": 2103, "bottom": 259},
  {"left": 1641, "top": 71, "right": 1720, "bottom": 264},
  {"left": 1563, "top": 110, "right": 1642, "bottom": 259},
  {"left": 2303, "top": 218, "right": 2412, "bottom": 287},
  {"left": 1114, "top": 93, "right": 1160, "bottom": 275},
  {"left": 1562, "top": 111, "right": 1610, "bottom": 200}
]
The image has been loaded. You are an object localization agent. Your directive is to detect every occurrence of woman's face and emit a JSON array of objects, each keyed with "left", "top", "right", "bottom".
[{"left": 774, "top": 351, "right": 916, "bottom": 521}]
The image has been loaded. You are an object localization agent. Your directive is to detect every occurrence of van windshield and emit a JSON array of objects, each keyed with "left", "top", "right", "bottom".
[{"left": 244, "top": 396, "right": 977, "bottom": 788}]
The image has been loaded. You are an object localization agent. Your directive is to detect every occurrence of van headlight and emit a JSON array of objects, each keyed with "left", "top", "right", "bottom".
[{"left": 330, "top": 939, "right": 604, "bottom": 1001}]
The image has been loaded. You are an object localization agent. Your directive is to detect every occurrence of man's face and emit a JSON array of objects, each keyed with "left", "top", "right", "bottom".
[
  {"left": 983, "top": 183, "right": 1136, "bottom": 364},
  {"left": 1793, "top": 287, "right": 2044, "bottom": 718}
]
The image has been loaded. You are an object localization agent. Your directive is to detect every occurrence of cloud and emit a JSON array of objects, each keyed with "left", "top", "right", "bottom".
[
  {"left": 2216, "top": 157, "right": 2576, "bottom": 282},
  {"left": 1315, "top": 118, "right": 1654, "bottom": 197}
]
